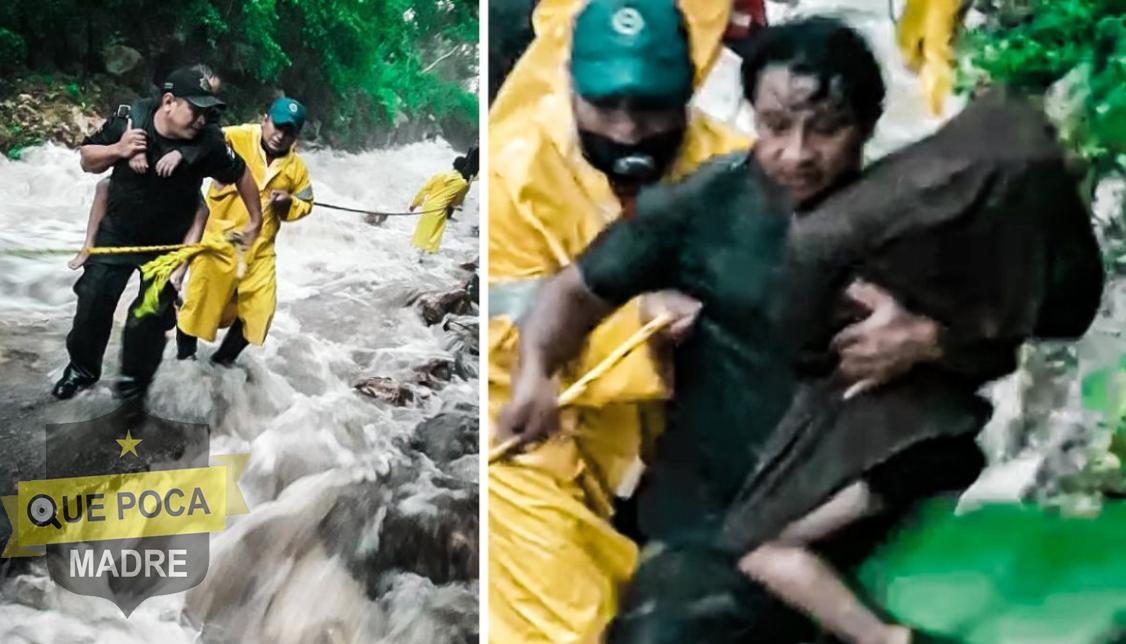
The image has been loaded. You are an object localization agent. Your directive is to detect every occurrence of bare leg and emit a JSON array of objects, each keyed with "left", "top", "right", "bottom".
[
  {"left": 740, "top": 544, "right": 910, "bottom": 644},
  {"left": 70, "top": 178, "right": 110, "bottom": 270},
  {"left": 736, "top": 482, "right": 911, "bottom": 644}
]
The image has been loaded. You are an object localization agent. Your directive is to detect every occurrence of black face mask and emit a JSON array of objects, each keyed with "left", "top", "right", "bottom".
[{"left": 577, "top": 129, "right": 685, "bottom": 185}]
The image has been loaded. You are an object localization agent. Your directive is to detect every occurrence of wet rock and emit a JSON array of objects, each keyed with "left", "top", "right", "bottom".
[
  {"left": 102, "top": 45, "right": 143, "bottom": 76},
  {"left": 184, "top": 473, "right": 387, "bottom": 644},
  {"left": 355, "top": 376, "right": 428, "bottom": 406},
  {"left": 414, "top": 288, "right": 474, "bottom": 326},
  {"left": 320, "top": 479, "right": 479, "bottom": 591},
  {"left": 372, "top": 493, "right": 478, "bottom": 586},
  {"left": 413, "top": 357, "right": 456, "bottom": 389},
  {"left": 443, "top": 317, "right": 478, "bottom": 353},
  {"left": 409, "top": 410, "right": 478, "bottom": 465},
  {"left": 464, "top": 273, "right": 479, "bottom": 304},
  {"left": 453, "top": 352, "right": 478, "bottom": 381},
  {"left": 375, "top": 575, "right": 479, "bottom": 644},
  {"left": 441, "top": 316, "right": 478, "bottom": 380}
]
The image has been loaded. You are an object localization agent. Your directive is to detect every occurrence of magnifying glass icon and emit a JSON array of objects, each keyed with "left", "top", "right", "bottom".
[{"left": 27, "top": 494, "right": 62, "bottom": 530}]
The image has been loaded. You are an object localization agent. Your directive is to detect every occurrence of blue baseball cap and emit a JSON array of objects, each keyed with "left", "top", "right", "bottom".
[
  {"left": 571, "top": 0, "right": 694, "bottom": 108},
  {"left": 269, "top": 98, "right": 306, "bottom": 132}
]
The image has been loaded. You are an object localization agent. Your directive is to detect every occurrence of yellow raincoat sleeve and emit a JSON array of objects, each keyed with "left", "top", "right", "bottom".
[
  {"left": 283, "top": 158, "right": 314, "bottom": 223},
  {"left": 489, "top": 171, "right": 668, "bottom": 411},
  {"left": 898, "top": 0, "right": 965, "bottom": 117},
  {"left": 411, "top": 174, "right": 442, "bottom": 210},
  {"left": 489, "top": 159, "right": 645, "bottom": 644},
  {"left": 488, "top": 3, "right": 747, "bottom": 643}
]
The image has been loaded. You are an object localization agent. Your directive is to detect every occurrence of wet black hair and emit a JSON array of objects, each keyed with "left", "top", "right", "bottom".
[
  {"left": 463, "top": 147, "right": 480, "bottom": 177},
  {"left": 740, "top": 16, "right": 886, "bottom": 126}
]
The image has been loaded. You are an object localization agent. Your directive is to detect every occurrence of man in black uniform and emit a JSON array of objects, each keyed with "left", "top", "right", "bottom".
[{"left": 53, "top": 66, "right": 265, "bottom": 404}]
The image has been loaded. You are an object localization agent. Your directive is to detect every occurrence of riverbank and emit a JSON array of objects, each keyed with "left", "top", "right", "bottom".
[
  {"left": 0, "top": 72, "right": 477, "bottom": 158},
  {"left": 0, "top": 74, "right": 138, "bottom": 158}
]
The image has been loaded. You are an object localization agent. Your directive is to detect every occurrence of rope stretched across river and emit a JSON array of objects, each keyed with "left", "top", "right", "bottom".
[
  {"left": 316, "top": 202, "right": 448, "bottom": 217},
  {"left": 0, "top": 238, "right": 243, "bottom": 318}
]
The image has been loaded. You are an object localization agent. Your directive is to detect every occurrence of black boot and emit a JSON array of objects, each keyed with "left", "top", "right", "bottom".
[
  {"left": 176, "top": 328, "right": 199, "bottom": 360},
  {"left": 210, "top": 320, "right": 250, "bottom": 367},
  {"left": 51, "top": 364, "right": 97, "bottom": 400},
  {"left": 113, "top": 375, "right": 149, "bottom": 408}
]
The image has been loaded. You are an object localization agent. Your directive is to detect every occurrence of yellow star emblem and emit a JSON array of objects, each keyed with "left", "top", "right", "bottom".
[{"left": 117, "top": 430, "right": 142, "bottom": 458}]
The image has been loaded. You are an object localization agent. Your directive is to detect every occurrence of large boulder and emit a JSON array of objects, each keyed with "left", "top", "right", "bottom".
[
  {"left": 409, "top": 410, "right": 478, "bottom": 465},
  {"left": 354, "top": 376, "right": 429, "bottom": 406},
  {"left": 414, "top": 288, "right": 474, "bottom": 326},
  {"left": 102, "top": 45, "right": 143, "bottom": 77}
]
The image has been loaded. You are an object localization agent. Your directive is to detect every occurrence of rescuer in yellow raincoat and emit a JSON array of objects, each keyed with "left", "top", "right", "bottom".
[
  {"left": 487, "top": 0, "right": 750, "bottom": 642},
  {"left": 175, "top": 98, "right": 314, "bottom": 366},
  {"left": 409, "top": 157, "right": 472, "bottom": 255},
  {"left": 897, "top": 0, "right": 967, "bottom": 117}
]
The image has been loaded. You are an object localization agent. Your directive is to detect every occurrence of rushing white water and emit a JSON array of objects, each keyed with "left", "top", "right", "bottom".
[{"left": 0, "top": 139, "right": 480, "bottom": 643}]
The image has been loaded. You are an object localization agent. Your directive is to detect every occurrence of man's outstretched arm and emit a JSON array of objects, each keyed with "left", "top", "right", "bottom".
[
  {"left": 497, "top": 183, "right": 687, "bottom": 444},
  {"left": 496, "top": 265, "right": 614, "bottom": 444}
]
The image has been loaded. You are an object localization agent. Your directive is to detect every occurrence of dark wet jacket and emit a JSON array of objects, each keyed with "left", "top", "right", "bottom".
[{"left": 718, "top": 90, "right": 1104, "bottom": 554}]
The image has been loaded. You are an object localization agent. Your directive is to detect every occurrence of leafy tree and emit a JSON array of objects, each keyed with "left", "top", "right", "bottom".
[
  {"left": 958, "top": 0, "right": 1126, "bottom": 174},
  {"left": 0, "top": 0, "right": 478, "bottom": 147}
]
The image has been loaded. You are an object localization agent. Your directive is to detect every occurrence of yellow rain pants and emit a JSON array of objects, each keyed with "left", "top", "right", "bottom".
[
  {"left": 488, "top": 2, "right": 751, "bottom": 642},
  {"left": 410, "top": 170, "right": 470, "bottom": 254},
  {"left": 178, "top": 123, "right": 313, "bottom": 345},
  {"left": 898, "top": 0, "right": 966, "bottom": 117}
]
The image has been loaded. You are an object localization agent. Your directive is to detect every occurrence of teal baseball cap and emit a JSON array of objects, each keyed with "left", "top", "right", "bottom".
[
  {"left": 269, "top": 98, "right": 306, "bottom": 132},
  {"left": 570, "top": 0, "right": 694, "bottom": 108}
]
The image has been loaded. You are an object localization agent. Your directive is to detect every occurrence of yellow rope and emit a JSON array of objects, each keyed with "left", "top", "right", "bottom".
[
  {"left": 488, "top": 313, "right": 675, "bottom": 464},
  {"left": 88, "top": 243, "right": 193, "bottom": 254},
  {"left": 133, "top": 234, "right": 244, "bottom": 318},
  {"left": 0, "top": 238, "right": 243, "bottom": 318},
  {"left": 0, "top": 243, "right": 195, "bottom": 258}
]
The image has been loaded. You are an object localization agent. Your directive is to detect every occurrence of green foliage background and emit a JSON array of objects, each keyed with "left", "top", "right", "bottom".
[
  {"left": 0, "top": 0, "right": 478, "bottom": 150},
  {"left": 957, "top": 0, "right": 1126, "bottom": 175}
]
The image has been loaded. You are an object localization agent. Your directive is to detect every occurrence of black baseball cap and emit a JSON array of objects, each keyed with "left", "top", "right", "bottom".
[{"left": 161, "top": 67, "right": 226, "bottom": 109}]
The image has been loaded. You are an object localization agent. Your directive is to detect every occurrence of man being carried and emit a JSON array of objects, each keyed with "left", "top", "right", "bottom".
[
  {"left": 68, "top": 64, "right": 223, "bottom": 272},
  {"left": 176, "top": 98, "right": 314, "bottom": 366},
  {"left": 54, "top": 66, "right": 264, "bottom": 404}
]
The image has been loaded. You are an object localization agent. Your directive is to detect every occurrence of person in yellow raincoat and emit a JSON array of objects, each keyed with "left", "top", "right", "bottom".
[
  {"left": 487, "top": 0, "right": 750, "bottom": 642},
  {"left": 409, "top": 157, "right": 473, "bottom": 256},
  {"left": 175, "top": 97, "right": 314, "bottom": 366},
  {"left": 897, "top": 0, "right": 969, "bottom": 117}
]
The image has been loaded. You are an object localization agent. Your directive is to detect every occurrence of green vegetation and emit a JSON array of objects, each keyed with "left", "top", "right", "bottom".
[
  {"left": 959, "top": 0, "right": 1126, "bottom": 501},
  {"left": 0, "top": 0, "right": 478, "bottom": 151},
  {"left": 957, "top": 0, "right": 1126, "bottom": 174}
]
